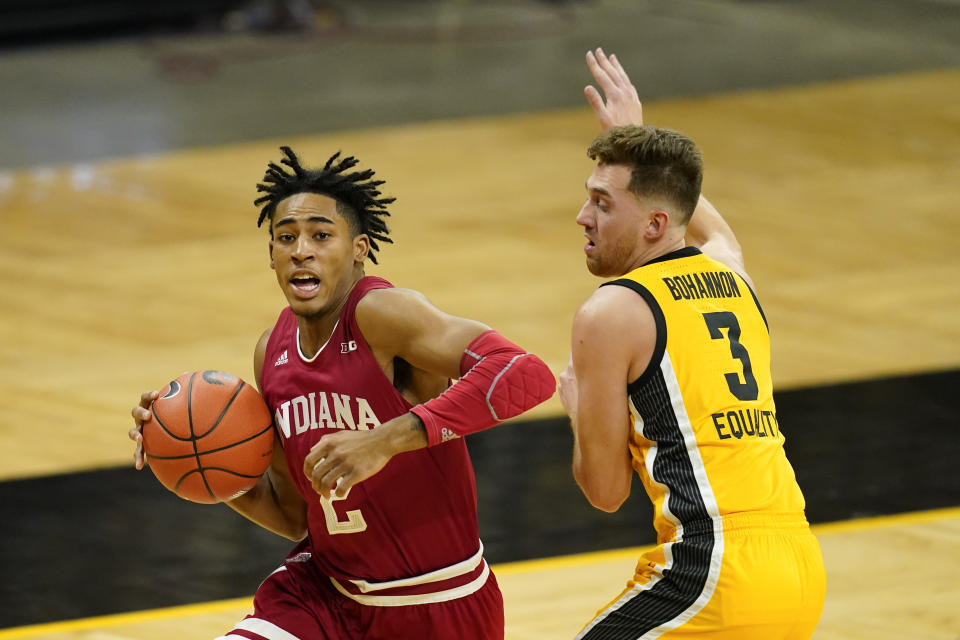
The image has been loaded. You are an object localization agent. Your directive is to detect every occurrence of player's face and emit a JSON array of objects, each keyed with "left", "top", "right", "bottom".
[
  {"left": 577, "top": 164, "right": 648, "bottom": 277},
  {"left": 269, "top": 192, "right": 369, "bottom": 318}
]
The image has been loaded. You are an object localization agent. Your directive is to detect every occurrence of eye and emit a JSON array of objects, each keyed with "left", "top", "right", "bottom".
[
  {"left": 277, "top": 233, "right": 295, "bottom": 242},
  {"left": 314, "top": 232, "right": 330, "bottom": 240},
  {"left": 594, "top": 198, "right": 608, "bottom": 212}
]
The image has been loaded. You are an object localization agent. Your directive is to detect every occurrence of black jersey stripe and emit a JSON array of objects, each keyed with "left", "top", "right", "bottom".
[
  {"left": 742, "top": 278, "right": 769, "bottom": 331},
  {"left": 579, "top": 366, "right": 717, "bottom": 639}
]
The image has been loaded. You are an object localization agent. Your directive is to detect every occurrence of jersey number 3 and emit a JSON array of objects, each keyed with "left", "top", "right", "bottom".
[{"left": 703, "top": 312, "right": 759, "bottom": 401}]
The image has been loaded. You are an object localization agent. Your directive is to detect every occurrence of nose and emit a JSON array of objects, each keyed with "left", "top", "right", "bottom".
[
  {"left": 575, "top": 200, "right": 592, "bottom": 228},
  {"left": 291, "top": 234, "right": 314, "bottom": 261}
]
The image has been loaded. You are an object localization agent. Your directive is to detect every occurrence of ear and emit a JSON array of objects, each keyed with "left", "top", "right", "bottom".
[
  {"left": 353, "top": 234, "right": 371, "bottom": 264},
  {"left": 643, "top": 210, "right": 671, "bottom": 240},
  {"left": 268, "top": 240, "right": 275, "bottom": 270}
]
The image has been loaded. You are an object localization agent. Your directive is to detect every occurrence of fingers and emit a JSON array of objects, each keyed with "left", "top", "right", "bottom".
[
  {"left": 309, "top": 459, "right": 352, "bottom": 498},
  {"left": 584, "top": 85, "right": 608, "bottom": 121},
  {"left": 586, "top": 49, "right": 615, "bottom": 90},
  {"left": 585, "top": 47, "right": 644, "bottom": 129},
  {"left": 130, "top": 390, "right": 157, "bottom": 471},
  {"left": 132, "top": 391, "right": 158, "bottom": 426},
  {"left": 128, "top": 428, "right": 145, "bottom": 470},
  {"left": 607, "top": 53, "right": 632, "bottom": 88},
  {"left": 304, "top": 447, "right": 342, "bottom": 498},
  {"left": 140, "top": 390, "right": 158, "bottom": 410},
  {"left": 588, "top": 48, "right": 631, "bottom": 93}
]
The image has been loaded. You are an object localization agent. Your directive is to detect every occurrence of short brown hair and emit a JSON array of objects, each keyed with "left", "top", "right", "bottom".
[{"left": 587, "top": 125, "right": 703, "bottom": 223}]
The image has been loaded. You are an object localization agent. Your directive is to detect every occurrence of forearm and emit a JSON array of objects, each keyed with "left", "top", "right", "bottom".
[
  {"left": 686, "top": 196, "right": 737, "bottom": 248},
  {"left": 226, "top": 470, "right": 307, "bottom": 541},
  {"left": 571, "top": 431, "right": 632, "bottom": 513},
  {"left": 410, "top": 330, "right": 556, "bottom": 446},
  {"left": 567, "top": 406, "right": 632, "bottom": 513},
  {"left": 685, "top": 195, "right": 751, "bottom": 283},
  {"left": 377, "top": 412, "right": 429, "bottom": 454}
]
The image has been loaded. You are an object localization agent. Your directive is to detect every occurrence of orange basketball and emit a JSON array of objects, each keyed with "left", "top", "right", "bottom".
[{"left": 143, "top": 370, "right": 274, "bottom": 504}]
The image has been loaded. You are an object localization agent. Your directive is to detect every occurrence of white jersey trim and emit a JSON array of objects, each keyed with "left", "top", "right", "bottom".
[
  {"left": 296, "top": 320, "right": 339, "bottom": 363},
  {"left": 222, "top": 617, "right": 302, "bottom": 640},
  {"left": 577, "top": 353, "right": 725, "bottom": 640},
  {"left": 641, "top": 353, "right": 724, "bottom": 639},
  {"left": 349, "top": 542, "right": 485, "bottom": 593},
  {"left": 330, "top": 560, "right": 490, "bottom": 607}
]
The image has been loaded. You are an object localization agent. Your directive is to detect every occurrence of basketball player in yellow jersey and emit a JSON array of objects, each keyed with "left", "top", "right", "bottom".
[{"left": 557, "top": 49, "right": 826, "bottom": 639}]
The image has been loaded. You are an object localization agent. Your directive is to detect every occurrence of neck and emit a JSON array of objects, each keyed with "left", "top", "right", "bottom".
[
  {"left": 296, "top": 272, "right": 364, "bottom": 357},
  {"left": 622, "top": 235, "right": 685, "bottom": 274}
]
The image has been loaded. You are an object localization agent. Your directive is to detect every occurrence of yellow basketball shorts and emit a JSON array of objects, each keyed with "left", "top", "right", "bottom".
[{"left": 576, "top": 512, "right": 825, "bottom": 640}]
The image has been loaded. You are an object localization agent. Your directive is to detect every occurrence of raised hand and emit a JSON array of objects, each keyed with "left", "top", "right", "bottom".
[{"left": 584, "top": 48, "right": 644, "bottom": 130}]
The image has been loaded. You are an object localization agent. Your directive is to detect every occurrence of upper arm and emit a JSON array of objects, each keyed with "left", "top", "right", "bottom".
[
  {"left": 356, "top": 288, "right": 489, "bottom": 380},
  {"left": 572, "top": 286, "right": 656, "bottom": 511},
  {"left": 253, "top": 327, "right": 273, "bottom": 393},
  {"left": 572, "top": 286, "right": 656, "bottom": 435},
  {"left": 570, "top": 285, "right": 657, "bottom": 509},
  {"left": 241, "top": 327, "right": 307, "bottom": 539}
]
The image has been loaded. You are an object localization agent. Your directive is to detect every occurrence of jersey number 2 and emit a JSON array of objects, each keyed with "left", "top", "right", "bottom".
[
  {"left": 320, "top": 487, "right": 368, "bottom": 535},
  {"left": 703, "top": 312, "right": 759, "bottom": 401}
]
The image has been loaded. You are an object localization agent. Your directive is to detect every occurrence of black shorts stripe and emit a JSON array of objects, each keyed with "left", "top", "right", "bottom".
[{"left": 581, "top": 368, "right": 716, "bottom": 639}]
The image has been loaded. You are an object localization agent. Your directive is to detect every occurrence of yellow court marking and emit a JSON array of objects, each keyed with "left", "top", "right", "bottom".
[
  {"left": 0, "top": 599, "right": 252, "bottom": 639},
  {"left": 809, "top": 505, "right": 960, "bottom": 536},
  {"left": 2, "top": 506, "right": 958, "bottom": 639}
]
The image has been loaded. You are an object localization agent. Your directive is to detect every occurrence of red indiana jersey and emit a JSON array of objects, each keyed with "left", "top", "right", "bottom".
[{"left": 260, "top": 276, "right": 492, "bottom": 605}]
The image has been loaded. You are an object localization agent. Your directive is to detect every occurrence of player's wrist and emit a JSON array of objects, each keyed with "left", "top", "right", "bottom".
[{"left": 382, "top": 412, "right": 428, "bottom": 455}]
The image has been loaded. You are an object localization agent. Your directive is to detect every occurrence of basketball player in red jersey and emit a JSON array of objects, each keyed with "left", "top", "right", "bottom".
[{"left": 129, "top": 148, "right": 556, "bottom": 639}]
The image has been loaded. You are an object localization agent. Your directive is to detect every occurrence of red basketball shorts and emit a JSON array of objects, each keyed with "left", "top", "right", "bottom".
[{"left": 214, "top": 543, "right": 504, "bottom": 640}]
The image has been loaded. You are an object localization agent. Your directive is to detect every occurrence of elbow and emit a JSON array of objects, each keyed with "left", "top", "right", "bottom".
[
  {"left": 280, "top": 503, "right": 309, "bottom": 541},
  {"left": 582, "top": 485, "right": 629, "bottom": 513},
  {"left": 281, "top": 525, "right": 308, "bottom": 542},
  {"left": 573, "top": 465, "right": 630, "bottom": 513},
  {"left": 269, "top": 509, "right": 308, "bottom": 541}
]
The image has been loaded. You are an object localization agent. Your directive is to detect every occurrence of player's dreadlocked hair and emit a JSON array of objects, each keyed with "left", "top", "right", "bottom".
[{"left": 254, "top": 146, "right": 395, "bottom": 264}]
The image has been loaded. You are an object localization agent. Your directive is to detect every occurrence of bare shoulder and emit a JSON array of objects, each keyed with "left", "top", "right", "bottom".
[
  {"left": 355, "top": 287, "right": 432, "bottom": 332},
  {"left": 574, "top": 284, "right": 655, "bottom": 334},
  {"left": 357, "top": 287, "right": 432, "bottom": 318},
  {"left": 573, "top": 284, "right": 658, "bottom": 382},
  {"left": 354, "top": 287, "right": 441, "bottom": 349},
  {"left": 255, "top": 327, "right": 274, "bottom": 349},
  {"left": 253, "top": 327, "right": 274, "bottom": 392}
]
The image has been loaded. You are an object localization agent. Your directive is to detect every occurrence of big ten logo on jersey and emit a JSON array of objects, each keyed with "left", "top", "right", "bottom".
[
  {"left": 341, "top": 340, "right": 357, "bottom": 353},
  {"left": 274, "top": 392, "right": 381, "bottom": 439}
]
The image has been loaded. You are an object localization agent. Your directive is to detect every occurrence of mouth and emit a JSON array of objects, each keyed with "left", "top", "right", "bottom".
[
  {"left": 583, "top": 235, "right": 597, "bottom": 254},
  {"left": 289, "top": 271, "right": 321, "bottom": 298}
]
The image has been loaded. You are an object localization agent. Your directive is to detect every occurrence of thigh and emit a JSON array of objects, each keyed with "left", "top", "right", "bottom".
[
  {"left": 576, "top": 525, "right": 825, "bottom": 640},
  {"left": 217, "top": 558, "right": 357, "bottom": 640},
  {"left": 667, "top": 527, "right": 826, "bottom": 639}
]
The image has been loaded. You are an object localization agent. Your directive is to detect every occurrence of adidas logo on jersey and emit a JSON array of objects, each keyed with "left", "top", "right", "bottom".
[
  {"left": 440, "top": 427, "right": 460, "bottom": 443},
  {"left": 274, "top": 350, "right": 288, "bottom": 367}
]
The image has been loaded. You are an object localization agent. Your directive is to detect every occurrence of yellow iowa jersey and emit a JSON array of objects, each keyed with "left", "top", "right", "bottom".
[{"left": 609, "top": 246, "right": 806, "bottom": 544}]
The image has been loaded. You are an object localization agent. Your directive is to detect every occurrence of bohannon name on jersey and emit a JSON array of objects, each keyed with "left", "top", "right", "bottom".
[{"left": 274, "top": 392, "right": 382, "bottom": 440}]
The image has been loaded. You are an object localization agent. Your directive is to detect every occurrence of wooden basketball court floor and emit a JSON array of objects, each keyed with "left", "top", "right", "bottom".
[{"left": 1, "top": 67, "right": 959, "bottom": 637}]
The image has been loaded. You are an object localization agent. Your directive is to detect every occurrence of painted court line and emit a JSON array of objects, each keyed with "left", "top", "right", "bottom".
[{"left": 1, "top": 505, "right": 958, "bottom": 638}]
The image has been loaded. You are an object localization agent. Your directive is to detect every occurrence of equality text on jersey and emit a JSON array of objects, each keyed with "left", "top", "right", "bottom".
[{"left": 273, "top": 391, "right": 381, "bottom": 439}]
